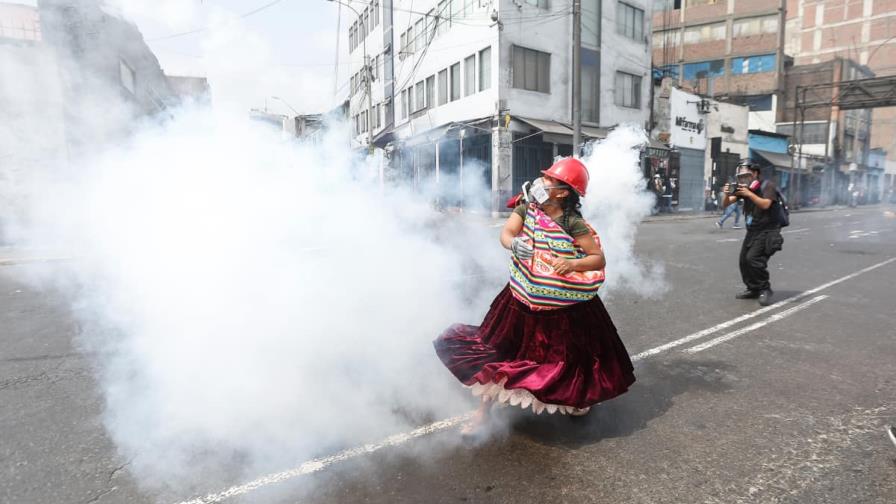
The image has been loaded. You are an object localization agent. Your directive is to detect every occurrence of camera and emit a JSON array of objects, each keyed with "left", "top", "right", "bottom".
[{"left": 727, "top": 183, "right": 742, "bottom": 196}]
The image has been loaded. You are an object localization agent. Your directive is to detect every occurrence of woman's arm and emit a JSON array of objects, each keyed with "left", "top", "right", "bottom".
[
  {"left": 500, "top": 213, "right": 524, "bottom": 249},
  {"left": 552, "top": 233, "right": 606, "bottom": 274}
]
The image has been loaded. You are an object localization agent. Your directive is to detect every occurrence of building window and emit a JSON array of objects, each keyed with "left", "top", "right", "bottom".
[
  {"left": 450, "top": 62, "right": 461, "bottom": 101},
  {"left": 658, "top": 64, "right": 680, "bottom": 79},
  {"left": 374, "top": 0, "right": 380, "bottom": 27},
  {"left": 408, "top": 86, "right": 415, "bottom": 114},
  {"left": 464, "top": 54, "right": 476, "bottom": 96},
  {"left": 120, "top": 60, "right": 136, "bottom": 95},
  {"left": 400, "top": 89, "right": 408, "bottom": 119},
  {"left": 400, "top": 32, "right": 407, "bottom": 59},
  {"left": 426, "top": 75, "right": 436, "bottom": 108},
  {"left": 415, "top": 81, "right": 426, "bottom": 111},
  {"left": 683, "top": 22, "right": 725, "bottom": 44},
  {"left": 614, "top": 71, "right": 641, "bottom": 108},
  {"left": 438, "top": 69, "right": 449, "bottom": 105},
  {"left": 415, "top": 19, "right": 426, "bottom": 51},
  {"left": 582, "top": 63, "right": 599, "bottom": 123},
  {"left": 682, "top": 59, "right": 724, "bottom": 80},
  {"left": 451, "top": 0, "right": 463, "bottom": 20},
  {"left": 652, "top": 29, "right": 680, "bottom": 47},
  {"left": 437, "top": 1, "right": 449, "bottom": 35},
  {"left": 730, "top": 54, "right": 776, "bottom": 74},
  {"left": 617, "top": 2, "right": 644, "bottom": 41},
  {"left": 733, "top": 15, "right": 778, "bottom": 37},
  {"left": 363, "top": 9, "right": 370, "bottom": 36},
  {"left": 408, "top": 25, "right": 415, "bottom": 53},
  {"left": 524, "top": 0, "right": 549, "bottom": 8},
  {"left": 512, "top": 45, "right": 550, "bottom": 93},
  {"left": 478, "top": 46, "right": 492, "bottom": 91}
]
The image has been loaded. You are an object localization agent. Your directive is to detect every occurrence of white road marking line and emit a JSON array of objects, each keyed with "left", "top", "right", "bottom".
[
  {"left": 629, "top": 256, "right": 896, "bottom": 360},
  {"left": 716, "top": 238, "right": 740, "bottom": 243},
  {"left": 782, "top": 227, "right": 810, "bottom": 234},
  {"left": 684, "top": 295, "right": 829, "bottom": 353},
  {"left": 173, "top": 413, "right": 474, "bottom": 504},
  {"left": 171, "top": 256, "right": 896, "bottom": 504}
]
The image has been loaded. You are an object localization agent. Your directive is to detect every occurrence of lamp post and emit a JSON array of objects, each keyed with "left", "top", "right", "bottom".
[{"left": 270, "top": 96, "right": 299, "bottom": 115}]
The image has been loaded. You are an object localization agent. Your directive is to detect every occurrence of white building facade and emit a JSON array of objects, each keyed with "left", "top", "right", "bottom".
[{"left": 345, "top": 0, "right": 653, "bottom": 213}]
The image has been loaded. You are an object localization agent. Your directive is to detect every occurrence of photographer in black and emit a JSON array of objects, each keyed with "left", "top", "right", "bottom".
[{"left": 721, "top": 159, "right": 784, "bottom": 306}]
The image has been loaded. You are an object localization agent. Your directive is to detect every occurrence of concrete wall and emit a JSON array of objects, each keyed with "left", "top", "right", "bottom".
[
  {"left": 499, "top": 0, "right": 572, "bottom": 124},
  {"left": 599, "top": 0, "right": 652, "bottom": 129}
]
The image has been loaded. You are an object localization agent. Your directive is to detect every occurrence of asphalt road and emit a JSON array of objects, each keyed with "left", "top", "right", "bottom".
[{"left": 2, "top": 206, "right": 895, "bottom": 504}]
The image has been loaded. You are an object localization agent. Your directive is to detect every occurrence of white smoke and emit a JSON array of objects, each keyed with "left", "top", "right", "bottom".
[{"left": 581, "top": 127, "right": 667, "bottom": 298}]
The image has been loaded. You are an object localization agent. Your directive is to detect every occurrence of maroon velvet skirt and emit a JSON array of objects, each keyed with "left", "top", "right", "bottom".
[{"left": 434, "top": 285, "right": 635, "bottom": 414}]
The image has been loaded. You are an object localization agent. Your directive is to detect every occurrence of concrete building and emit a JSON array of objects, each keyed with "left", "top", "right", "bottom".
[
  {"left": 778, "top": 57, "right": 875, "bottom": 205},
  {"left": 651, "top": 80, "right": 749, "bottom": 210},
  {"left": 784, "top": 0, "right": 896, "bottom": 182},
  {"left": 0, "top": 0, "right": 191, "bottom": 242},
  {"left": 345, "top": 0, "right": 654, "bottom": 212},
  {"left": 652, "top": 0, "right": 787, "bottom": 130}
]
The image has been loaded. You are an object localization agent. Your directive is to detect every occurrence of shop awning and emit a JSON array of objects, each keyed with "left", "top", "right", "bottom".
[
  {"left": 515, "top": 116, "right": 573, "bottom": 144},
  {"left": 581, "top": 125, "right": 610, "bottom": 140},
  {"left": 647, "top": 137, "right": 670, "bottom": 150},
  {"left": 753, "top": 149, "right": 793, "bottom": 170}
]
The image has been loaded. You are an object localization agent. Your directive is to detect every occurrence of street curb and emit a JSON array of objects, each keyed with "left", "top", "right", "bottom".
[
  {"left": 642, "top": 205, "right": 880, "bottom": 223},
  {"left": 0, "top": 257, "right": 73, "bottom": 266}
]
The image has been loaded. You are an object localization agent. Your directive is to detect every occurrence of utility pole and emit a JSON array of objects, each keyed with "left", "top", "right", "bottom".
[{"left": 572, "top": 0, "right": 582, "bottom": 156}]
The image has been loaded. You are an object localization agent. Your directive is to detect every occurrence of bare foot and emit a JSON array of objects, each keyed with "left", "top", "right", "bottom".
[
  {"left": 568, "top": 407, "right": 591, "bottom": 417},
  {"left": 460, "top": 400, "right": 491, "bottom": 437}
]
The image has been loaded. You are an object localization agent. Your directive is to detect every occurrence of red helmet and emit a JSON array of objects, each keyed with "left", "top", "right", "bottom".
[{"left": 541, "top": 157, "right": 589, "bottom": 196}]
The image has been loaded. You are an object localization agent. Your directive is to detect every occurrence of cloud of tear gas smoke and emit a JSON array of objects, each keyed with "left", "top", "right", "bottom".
[
  {"left": 0, "top": 1, "right": 663, "bottom": 499},
  {"left": 580, "top": 127, "right": 668, "bottom": 298}
]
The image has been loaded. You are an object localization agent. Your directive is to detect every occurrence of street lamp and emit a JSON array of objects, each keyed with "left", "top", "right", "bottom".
[{"left": 271, "top": 96, "right": 299, "bottom": 115}]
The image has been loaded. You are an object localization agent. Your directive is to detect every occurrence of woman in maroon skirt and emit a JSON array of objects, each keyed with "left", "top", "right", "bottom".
[{"left": 434, "top": 158, "right": 636, "bottom": 435}]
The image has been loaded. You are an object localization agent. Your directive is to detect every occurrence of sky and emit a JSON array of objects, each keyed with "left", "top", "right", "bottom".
[{"left": 116, "top": 0, "right": 348, "bottom": 115}]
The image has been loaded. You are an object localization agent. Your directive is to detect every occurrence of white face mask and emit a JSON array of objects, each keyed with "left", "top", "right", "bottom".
[{"left": 529, "top": 178, "right": 551, "bottom": 204}]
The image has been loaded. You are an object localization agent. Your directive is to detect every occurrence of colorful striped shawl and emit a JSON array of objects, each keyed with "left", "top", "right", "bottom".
[{"left": 508, "top": 204, "right": 605, "bottom": 311}]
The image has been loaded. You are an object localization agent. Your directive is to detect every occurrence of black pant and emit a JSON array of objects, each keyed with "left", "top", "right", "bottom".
[{"left": 739, "top": 228, "right": 783, "bottom": 292}]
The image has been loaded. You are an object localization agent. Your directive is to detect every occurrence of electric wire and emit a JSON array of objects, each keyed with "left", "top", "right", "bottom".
[{"left": 145, "top": 0, "right": 285, "bottom": 42}]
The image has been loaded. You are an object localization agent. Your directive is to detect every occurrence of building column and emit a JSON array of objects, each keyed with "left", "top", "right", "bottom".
[{"left": 492, "top": 126, "right": 513, "bottom": 217}]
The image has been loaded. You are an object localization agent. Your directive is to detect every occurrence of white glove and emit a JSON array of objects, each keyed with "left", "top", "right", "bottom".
[{"left": 511, "top": 237, "right": 534, "bottom": 261}]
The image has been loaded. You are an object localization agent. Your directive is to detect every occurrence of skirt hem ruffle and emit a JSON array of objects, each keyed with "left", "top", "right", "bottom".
[{"left": 467, "top": 378, "right": 591, "bottom": 416}]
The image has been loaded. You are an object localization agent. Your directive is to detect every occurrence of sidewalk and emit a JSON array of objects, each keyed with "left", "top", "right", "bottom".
[{"left": 642, "top": 204, "right": 872, "bottom": 223}]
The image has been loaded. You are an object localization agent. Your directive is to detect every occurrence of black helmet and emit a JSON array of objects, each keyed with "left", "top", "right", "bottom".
[{"left": 737, "top": 158, "right": 760, "bottom": 171}]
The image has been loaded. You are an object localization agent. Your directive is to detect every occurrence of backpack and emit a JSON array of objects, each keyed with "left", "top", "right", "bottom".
[{"left": 761, "top": 180, "right": 790, "bottom": 227}]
